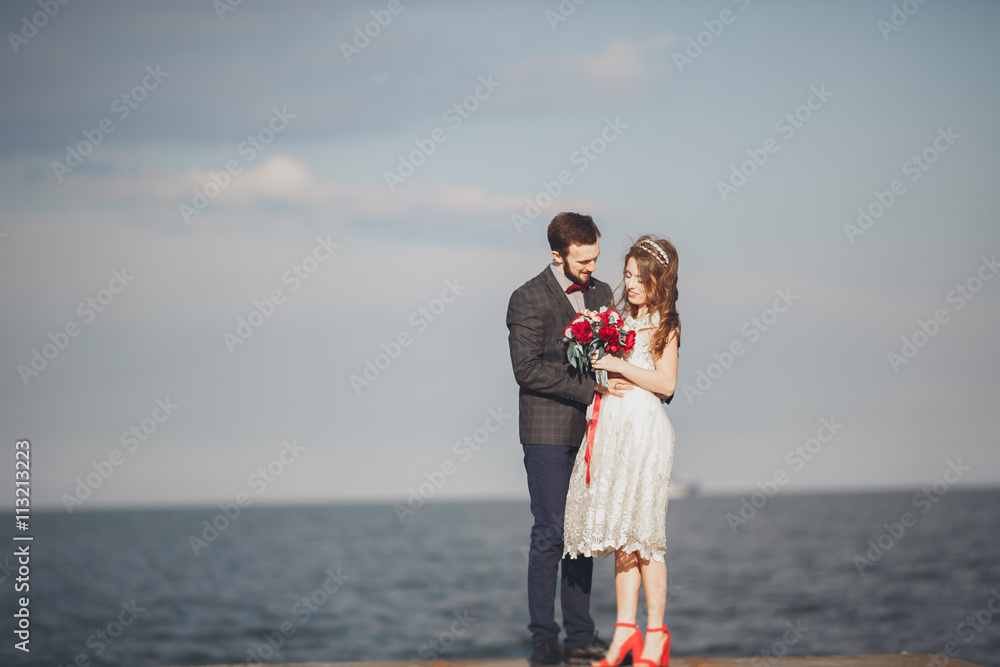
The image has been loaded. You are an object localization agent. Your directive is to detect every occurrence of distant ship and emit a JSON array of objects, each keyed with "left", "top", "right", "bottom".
[{"left": 668, "top": 479, "right": 699, "bottom": 499}]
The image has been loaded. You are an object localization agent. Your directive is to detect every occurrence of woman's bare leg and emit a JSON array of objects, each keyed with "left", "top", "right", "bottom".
[
  {"left": 637, "top": 556, "right": 668, "bottom": 664},
  {"left": 593, "top": 549, "right": 642, "bottom": 666}
]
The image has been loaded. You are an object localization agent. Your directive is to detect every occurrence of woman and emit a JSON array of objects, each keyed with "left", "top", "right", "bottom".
[{"left": 562, "top": 234, "right": 680, "bottom": 667}]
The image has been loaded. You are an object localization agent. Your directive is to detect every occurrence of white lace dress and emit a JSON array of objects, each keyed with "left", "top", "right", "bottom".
[{"left": 563, "top": 312, "right": 676, "bottom": 563}]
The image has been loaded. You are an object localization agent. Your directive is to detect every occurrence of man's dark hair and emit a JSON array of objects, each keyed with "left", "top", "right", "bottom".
[{"left": 547, "top": 212, "right": 601, "bottom": 258}]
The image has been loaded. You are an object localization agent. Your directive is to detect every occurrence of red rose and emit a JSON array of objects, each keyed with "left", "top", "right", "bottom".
[
  {"left": 598, "top": 324, "right": 616, "bottom": 341},
  {"left": 571, "top": 320, "right": 593, "bottom": 344}
]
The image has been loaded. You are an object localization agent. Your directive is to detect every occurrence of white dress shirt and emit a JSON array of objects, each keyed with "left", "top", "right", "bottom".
[{"left": 550, "top": 261, "right": 589, "bottom": 313}]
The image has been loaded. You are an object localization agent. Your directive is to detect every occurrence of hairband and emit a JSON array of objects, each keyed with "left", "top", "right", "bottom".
[{"left": 638, "top": 239, "right": 670, "bottom": 266}]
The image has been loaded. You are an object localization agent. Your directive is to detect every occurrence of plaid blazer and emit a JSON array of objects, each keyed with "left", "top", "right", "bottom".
[{"left": 506, "top": 266, "right": 616, "bottom": 446}]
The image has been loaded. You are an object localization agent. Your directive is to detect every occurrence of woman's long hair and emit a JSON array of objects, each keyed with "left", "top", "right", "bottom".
[{"left": 614, "top": 234, "right": 681, "bottom": 357}]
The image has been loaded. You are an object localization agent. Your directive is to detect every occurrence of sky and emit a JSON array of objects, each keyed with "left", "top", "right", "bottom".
[{"left": 1, "top": 0, "right": 999, "bottom": 512}]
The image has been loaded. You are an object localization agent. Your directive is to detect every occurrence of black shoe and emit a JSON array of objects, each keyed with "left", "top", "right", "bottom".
[
  {"left": 530, "top": 638, "right": 566, "bottom": 667},
  {"left": 565, "top": 632, "right": 615, "bottom": 665}
]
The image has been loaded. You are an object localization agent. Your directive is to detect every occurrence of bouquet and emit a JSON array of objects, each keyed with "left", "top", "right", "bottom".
[{"left": 562, "top": 306, "right": 636, "bottom": 389}]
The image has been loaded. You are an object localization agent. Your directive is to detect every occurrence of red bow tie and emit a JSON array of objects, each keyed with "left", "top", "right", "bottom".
[{"left": 566, "top": 282, "right": 589, "bottom": 294}]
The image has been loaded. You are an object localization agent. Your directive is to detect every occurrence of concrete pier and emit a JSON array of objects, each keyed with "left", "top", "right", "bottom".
[{"left": 157, "top": 656, "right": 984, "bottom": 667}]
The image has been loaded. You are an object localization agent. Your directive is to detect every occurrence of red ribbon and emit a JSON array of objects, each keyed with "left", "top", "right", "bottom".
[{"left": 584, "top": 390, "right": 601, "bottom": 485}]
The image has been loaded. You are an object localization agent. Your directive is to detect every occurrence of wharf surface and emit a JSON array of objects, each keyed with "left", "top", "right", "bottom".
[{"left": 156, "top": 656, "right": 983, "bottom": 667}]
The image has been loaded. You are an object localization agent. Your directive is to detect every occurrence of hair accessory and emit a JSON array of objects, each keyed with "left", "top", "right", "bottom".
[{"left": 638, "top": 239, "right": 670, "bottom": 267}]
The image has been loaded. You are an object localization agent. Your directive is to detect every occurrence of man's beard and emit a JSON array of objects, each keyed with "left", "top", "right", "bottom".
[{"left": 563, "top": 262, "right": 589, "bottom": 286}]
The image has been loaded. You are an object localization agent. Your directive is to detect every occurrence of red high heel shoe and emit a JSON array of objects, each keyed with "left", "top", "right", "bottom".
[
  {"left": 592, "top": 622, "right": 643, "bottom": 667},
  {"left": 635, "top": 625, "right": 670, "bottom": 667}
]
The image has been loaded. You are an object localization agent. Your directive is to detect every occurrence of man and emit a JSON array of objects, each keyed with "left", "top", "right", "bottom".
[{"left": 506, "top": 212, "right": 633, "bottom": 667}]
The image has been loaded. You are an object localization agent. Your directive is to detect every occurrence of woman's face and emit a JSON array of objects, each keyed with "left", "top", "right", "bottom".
[{"left": 624, "top": 256, "right": 647, "bottom": 308}]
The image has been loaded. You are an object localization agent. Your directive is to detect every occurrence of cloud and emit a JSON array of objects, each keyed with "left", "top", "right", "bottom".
[
  {"left": 500, "top": 38, "right": 661, "bottom": 108},
  {"left": 560, "top": 39, "right": 648, "bottom": 85},
  {"left": 651, "top": 31, "right": 682, "bottom": 51},
  {"left": 1, "top": 153, "right": 612, "bottom": 243},
  {"left": 220, "top": 154, "right": 318, "bottom": 204}
]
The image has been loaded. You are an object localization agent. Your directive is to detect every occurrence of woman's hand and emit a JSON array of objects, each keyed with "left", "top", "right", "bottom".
[
  {"left": 590, "top": 350, "right": 624, "bottom": 374},
  {"left": 598, "top": 371, "right": 636, "bottom": 397}
]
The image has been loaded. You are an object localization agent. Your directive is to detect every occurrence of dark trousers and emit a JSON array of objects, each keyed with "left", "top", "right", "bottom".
[{"left": 523, "top": 443, "right": 595, "bottom": 649}]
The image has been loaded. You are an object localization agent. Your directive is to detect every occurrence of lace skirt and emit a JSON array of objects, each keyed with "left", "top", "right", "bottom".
[{"left": 562, "top": 387, "right": 675, "bottom": 563}]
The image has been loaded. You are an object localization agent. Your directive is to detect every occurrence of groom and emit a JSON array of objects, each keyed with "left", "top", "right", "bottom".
[{"left": 506, "top": 212, "right": 631, "bottom": 667}]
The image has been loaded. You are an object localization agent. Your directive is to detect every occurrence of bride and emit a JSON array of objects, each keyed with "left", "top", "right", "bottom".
[{"left": 562, "top": 235, "right": 680, "bottom": 667}]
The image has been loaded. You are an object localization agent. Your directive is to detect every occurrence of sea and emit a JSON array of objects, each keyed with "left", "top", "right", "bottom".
[{"left": 2, "top": 490, "right": 999, "bottom": 667}]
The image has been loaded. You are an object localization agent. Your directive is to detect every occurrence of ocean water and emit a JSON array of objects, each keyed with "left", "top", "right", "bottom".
[{"left": 2, "top": 490, "right": 999, "bottom": 667}]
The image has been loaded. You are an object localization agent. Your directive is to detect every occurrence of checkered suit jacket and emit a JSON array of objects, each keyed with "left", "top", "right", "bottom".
[{"left": 506, "top": 266, "right": 616, "bottom": 446}]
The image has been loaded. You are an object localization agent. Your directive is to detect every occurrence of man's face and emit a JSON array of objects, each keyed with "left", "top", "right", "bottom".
[{"left": 554, "top": 241, "right": 599, "bottom": 285}]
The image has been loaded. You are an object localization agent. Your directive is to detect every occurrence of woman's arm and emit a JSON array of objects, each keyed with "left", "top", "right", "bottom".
[{"left": 592, "top": 329, "right": 678, "bottom": 398}]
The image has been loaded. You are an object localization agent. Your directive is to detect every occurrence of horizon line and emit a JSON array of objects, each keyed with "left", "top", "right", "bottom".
[{"left": 7, "top": 484, "right": 1000, "bottom": 516}]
